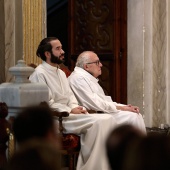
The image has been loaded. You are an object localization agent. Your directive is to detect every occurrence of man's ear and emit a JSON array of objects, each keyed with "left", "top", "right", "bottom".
[
  {"left": 45, "top": 51, "right": 51, "bottom": 60},
  {"left": 83, "top": 64, "right": 88, "bottom": 70}
]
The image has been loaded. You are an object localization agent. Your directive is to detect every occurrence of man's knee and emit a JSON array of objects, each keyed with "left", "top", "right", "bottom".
[{"left": 94, "top": 114, "right": 116, "bottom": 124}]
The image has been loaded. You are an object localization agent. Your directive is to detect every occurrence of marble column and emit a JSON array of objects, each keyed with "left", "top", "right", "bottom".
[
  {"left": 0, "top": 0, "right": 15, "bottom": 83},
  {"left": 0, "top": 0, "right": 46, "bottom": 83},
  {"left": 0, "top": 0, "right": 5, "bottom": 84},
  {"left": 128, "top": 0, "right": 170, "bottom": 127},
  {"left": 152, "top": 0, "right": 167, "bottom": 127}
]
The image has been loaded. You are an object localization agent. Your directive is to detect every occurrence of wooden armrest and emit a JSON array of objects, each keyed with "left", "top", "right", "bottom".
[
  {"left": 96, "top": 111, "right": 103, "bottom": 113},
  {"left": 40, "top": 102, "right": 69, "bottom": 117},
  {"left": 87, "top": 110, "right": 97, "bottom": 113},
  {"left": 51, "top": 111, "right": 69, "bottom": 135},
  {"left": 52, "top": 111, "right": 69, "bottom": 117},
  {"left": 87, "top": 110, "right": 103, "bottom": 114}
]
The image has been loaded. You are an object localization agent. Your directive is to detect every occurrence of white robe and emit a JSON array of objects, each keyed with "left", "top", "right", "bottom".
[
  {"left": 29, "top": 62, "right": 117, "bottom": 170},
  {"left": 68, "top": 66, "right": 146, "bottom": 133}
]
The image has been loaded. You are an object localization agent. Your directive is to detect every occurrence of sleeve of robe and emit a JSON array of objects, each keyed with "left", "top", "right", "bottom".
[
  {"left": 29, "top": 71, "right": 78, "bottom": 113},
  {"left": 68, "top": 76, "right": 120, "bottom": 113}
]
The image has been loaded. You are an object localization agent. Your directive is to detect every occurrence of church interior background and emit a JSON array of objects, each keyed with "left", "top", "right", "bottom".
[{"left": 1, "top": 0, "right": 170, "bottom": 128}]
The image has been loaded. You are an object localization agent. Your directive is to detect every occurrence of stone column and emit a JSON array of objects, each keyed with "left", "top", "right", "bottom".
[
  {"left": 0, "top": 0, "right": 46, "bottom": 83},
  {"left": 0, "top": 0, "right": 5, "bottom": 83},
  {"left": 151, "top": 0, "right": 167, "bottom": 127},
  {"left": 128, "top": 0, "right": 170, "bottom": 127}
]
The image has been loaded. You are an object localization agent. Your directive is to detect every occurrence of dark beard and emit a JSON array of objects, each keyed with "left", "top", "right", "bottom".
[{"left": 50, "top": 52, "right": 65, "bottom": 64}]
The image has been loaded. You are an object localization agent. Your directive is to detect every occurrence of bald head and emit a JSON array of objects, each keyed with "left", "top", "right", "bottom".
[
  {"left": 76, "top": 51, "right": 102, "bottom": 78},
  {"left": 76, "top": 51, "right": 95, "bottom": 68}
]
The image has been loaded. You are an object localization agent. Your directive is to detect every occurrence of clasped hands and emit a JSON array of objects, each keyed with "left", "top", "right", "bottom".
[
  {"left": 116, "top": 104, "right": 139, "bottom": 114},
  {"left": 71, "top": 104, "right": 140, "bottom": 114},
  {"left": 71, "top": 106, "right": 88, "bottom": 114}
]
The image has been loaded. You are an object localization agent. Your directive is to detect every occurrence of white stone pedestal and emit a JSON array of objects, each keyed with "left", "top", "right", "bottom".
[{"left": 0, "top": 60, "right": 48, "bottom": 118}]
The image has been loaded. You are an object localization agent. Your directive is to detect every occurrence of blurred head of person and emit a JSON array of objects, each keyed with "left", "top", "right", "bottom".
[
  {"left": 6, "top": 139, "right": 62, "bottom": 170},
  {"left": 122, "top": 134, "right": 170, "bottom": 170},
  {"left": 12, "top": 104, "right": 60, "bottom": 149},
  {"left": 106, "top": 124, "right": 145, "bottom": 170}
]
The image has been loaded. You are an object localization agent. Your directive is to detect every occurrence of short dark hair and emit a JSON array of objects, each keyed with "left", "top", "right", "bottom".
[
  {"left": 13, "top": 105, "right": 54, "bottom": 144},
  {"left": 36, "top": 37, "right": 58, "bottom": 61}
]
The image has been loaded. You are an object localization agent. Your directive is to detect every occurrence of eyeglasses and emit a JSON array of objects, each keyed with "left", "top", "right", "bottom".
[{"left": 86, "top": 60, "right": 101, "bottom": 66}]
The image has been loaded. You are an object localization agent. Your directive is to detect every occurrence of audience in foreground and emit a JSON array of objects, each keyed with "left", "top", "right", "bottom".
[
  {"left": 106, "top": 124, "right": 145, "bottom": 170},
  {"left": 5, "top": 104, "right": 62, "bottom": 170},
  {"left": 122, "top": 133, "right": 170, "bottom": 170},
  {"left": 12, "top": 104, "right": 60, "bottom": 148},
  {"left": 6, "top": 139, "right": 61, "bottom": 170},
  {"left": 106, "top": 124, "right": 170, "bottom": 170}
]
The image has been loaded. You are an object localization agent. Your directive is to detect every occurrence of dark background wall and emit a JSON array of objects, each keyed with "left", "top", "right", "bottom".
[
  {"left": 47, "top": 0, "right": 68, "bottom": 65},
  {"left": 46, "top": 0, "right": 127, "bottom": 103}
]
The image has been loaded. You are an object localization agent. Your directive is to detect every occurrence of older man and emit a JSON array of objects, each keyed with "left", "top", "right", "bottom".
[
  {"left": 68, "top": 51, "right": 146, "bottom": 133},
  {"left": 29, "top": 38, "right": 117, "bottom": 170}
]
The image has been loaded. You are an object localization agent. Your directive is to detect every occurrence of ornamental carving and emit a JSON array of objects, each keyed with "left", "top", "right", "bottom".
[{"left": 74, "top": 0, "right": 113, "bottom": 52}]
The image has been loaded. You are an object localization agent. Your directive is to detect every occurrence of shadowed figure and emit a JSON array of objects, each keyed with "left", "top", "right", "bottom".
[
  {"left": 106, "top": 124, "right": 145, "bottom": 170},
  {"left": 5, "top": 139, "right": 62, "bottom": 170},
  {"left": 12, "top": 104, "right": 60, "bottom": 148},
  {"left": 122, "top": 134, "right": 170, "bottom": 170}
]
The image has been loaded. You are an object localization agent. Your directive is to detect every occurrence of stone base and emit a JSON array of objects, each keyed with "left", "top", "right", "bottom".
[{"left": 0, "top": 82, "right": 48, "bottom": 108}]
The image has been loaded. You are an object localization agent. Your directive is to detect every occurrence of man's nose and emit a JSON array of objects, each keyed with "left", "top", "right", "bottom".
[
  {"left": 99, "top": 62, "right": 102, "bottom": 67},
  {"left": 61, "top": 49, "right": 65, "bottom": 55}
]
